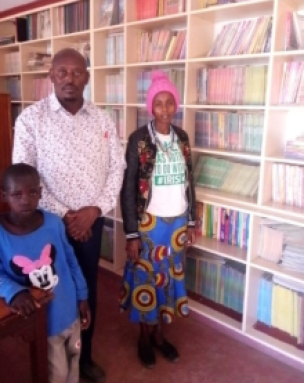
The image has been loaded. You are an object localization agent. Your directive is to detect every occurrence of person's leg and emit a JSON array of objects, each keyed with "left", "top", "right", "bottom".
[
  {"left": 48, "top": 331, "right": 68, "bottom": 383},
  {"left": 68, "top": 217, "right": 105, "bottom": 382},
  {"left": 66, "top": 319, "right": 81, "bottom": 383}
]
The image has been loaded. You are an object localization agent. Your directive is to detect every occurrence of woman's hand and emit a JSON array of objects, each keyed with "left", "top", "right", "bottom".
[
  {"left": 125, "top": 239, "right": 141, "bottom": 261},
  {"left": 185, "top": 227, "right": 196, "bottom": 247}
]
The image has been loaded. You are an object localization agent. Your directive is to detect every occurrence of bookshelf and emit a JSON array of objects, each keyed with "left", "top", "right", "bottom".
[{"left": 2, "top": 0, "right": 304, "bottom": 368}]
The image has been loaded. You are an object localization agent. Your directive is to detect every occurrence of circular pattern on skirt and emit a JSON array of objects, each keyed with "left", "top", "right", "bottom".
[
  {"left": 173, "top": 263, "right": 184, "bottom": 280},
  {"left": 155, "top": 271, "right": 169, "bottom": 288},
  {"left": 134, "top": 259, "right": 153, "bottom": 272},
  {"left": 139, "top": 213, "right": 157, "bottom": 232},
  {"left": 160, "top": 306, "right": 175, "bottom": 324},
  {"left": 175, "top": 297, "right": 189, "bottom": 317},
  {"left": 171, "top": 226, "right": 187, "bottom": 252},
  {"left": 120, "top": 281, "right": 130, "bottom": 305},
  {"left": 132, "top": 285, "right": 156, "bottom": 312},
  {"left": 149, "top": 245, "right": 170, "bottom": 262}
]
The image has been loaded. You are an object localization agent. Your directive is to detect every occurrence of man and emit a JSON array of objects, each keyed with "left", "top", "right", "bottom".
[{"left": 13, "top": 48, "right": 125, "bottom": 383}]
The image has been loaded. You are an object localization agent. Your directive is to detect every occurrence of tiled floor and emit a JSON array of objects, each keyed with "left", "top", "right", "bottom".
[{"left": 1, "top": 268, "right": 304, "bottom": 383}]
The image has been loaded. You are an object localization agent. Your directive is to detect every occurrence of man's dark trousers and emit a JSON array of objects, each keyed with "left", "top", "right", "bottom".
[{"left": 69, "top": 217, "right": 104, "bottom": 365}]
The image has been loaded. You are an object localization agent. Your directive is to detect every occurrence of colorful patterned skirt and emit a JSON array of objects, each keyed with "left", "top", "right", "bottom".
[{"left": 120, "top": 212, "right": 189, "bottom": 324}]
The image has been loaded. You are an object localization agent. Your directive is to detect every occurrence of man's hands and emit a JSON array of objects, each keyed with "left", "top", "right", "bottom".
[
  {"left": 10, "top": 291, "right": 41, "bottom": 317},
  {"left": 79, "top": 300, "right": 91, "bottom": 330},
  {"left": 125, "top": 238, "right": 141, "bottom": 261},
  {"left": 64, "top": 207, "right": 101, "bottom": 242}
]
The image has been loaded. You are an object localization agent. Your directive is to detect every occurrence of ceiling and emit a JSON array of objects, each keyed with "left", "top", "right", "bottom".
[{"left": 0, "top": 0, "right": 36, "bottom": 12}]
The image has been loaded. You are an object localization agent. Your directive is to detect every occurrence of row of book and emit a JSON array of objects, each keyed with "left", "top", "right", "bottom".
[
  {"left": 6, "top": 77, "right": 21, "bottom": 101},
  {"left": 197, "top": 66, "right": 267, "bottom": 105},
  {"left": 32, "top": 77, "right": 53, "bottom": 101},
  {"left": 99, "top": 0, "right": 124, "bottom": 27},
  {"left": 137, "top": 68, "right": 184, "bottom": 103},
  {"left": 11, "top": 104, "right": 22, "bottom": 127},
  {"left": 206, "top": 0, "right": 251, "bottom": 6},
  {"left": 208, "top": 16, "right": 272, "bottom": 57},
  {"left": 257, "top": 273, "right": 304, "bottom": 346},
  {"left": 258, "top": 218, "right": 304, "bottom": 275},
  {"left": 272, "top": 163, "right": 304, "bottom": 208},
  {"left": 186, "top": 250, "right": 245, "bottom": 314},
  {"left": 194, "top": 111, "right": 264, "bottom": 153},
  {"left": 105, "top": 72, "right": 124, "bottom": 103},
  {"left": 138, "top": 29, "right": 186, "bottom": 62},
  {"left": 195, "top": 202, "right": 250, "bottom": 249},
  {"left": 279, "top": 61, "right": 304, "bottom": 105},
  {"left": 136, "top": 0, "right": 185, "bottom": 20},
  {"left": 137, "top": 107, "right": 183, "bottom": 129},
  {"left": 54, "top": 0, "right": 90, "bottom": 35},
  {"left": 194, "top": 156, "right": 260, "bottom": 197},
  {"left": 105, "top": 32, "right": 124, "bottom": 66},
  {"left": 285, "top": 11, "right": 304, "bottom": 51},
  {"left": 101, "top": 106, "right": 124, "bottom": 140},
  {"left": 26, "top": 10, "right": 51, "bottom": 40},
  {"left": 100, "top": 218, "right": 114, "bottom": 263},
  {"left": 3, "top": 52, "right": 20, "bottom": 73}
]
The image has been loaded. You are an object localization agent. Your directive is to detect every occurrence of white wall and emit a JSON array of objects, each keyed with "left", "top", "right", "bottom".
[{"left": 0, "top": 0, "right": 36, "bottom": 12}]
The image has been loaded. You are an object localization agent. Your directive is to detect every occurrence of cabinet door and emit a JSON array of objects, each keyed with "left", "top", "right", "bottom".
[{"left": 0, "top": 94, "right": 12, "bottom": 213}]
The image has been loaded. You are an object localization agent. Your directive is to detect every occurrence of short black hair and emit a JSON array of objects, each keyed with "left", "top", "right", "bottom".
[
  {"left": 52, "top": 48, "right": 87, "bottom": 68},
  {"left": 1, "top": 163, "right": 40, "bottom": 191}
]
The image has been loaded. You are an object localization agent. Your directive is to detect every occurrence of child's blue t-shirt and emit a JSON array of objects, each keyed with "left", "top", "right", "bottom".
[{"left": 0, "top": 210, "right": 88, "bottom": 337}]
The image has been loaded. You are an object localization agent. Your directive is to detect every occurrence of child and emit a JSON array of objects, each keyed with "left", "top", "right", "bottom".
[{"left": 0, "top": 163, "right": 90, "bottom": 383}]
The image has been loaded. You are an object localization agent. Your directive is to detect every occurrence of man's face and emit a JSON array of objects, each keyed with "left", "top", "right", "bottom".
[{"left": 49, "top": 55, "right": 89, "bottom": 102}]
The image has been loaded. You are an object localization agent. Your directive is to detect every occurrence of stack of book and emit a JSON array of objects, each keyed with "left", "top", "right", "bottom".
[
  {"left": 272, "top": 163, "right": 304, "bottom": 207},
  {"left": 194, "top": 156, "right": 260, "bottom": 197},
  {"left": 208, "top": 16, "right": 272, "bottom": 56},
  {"left": 195, "top": 202, "right": 250, "bottom": 248},
  {"left": 26, "top": 53, "right": 52, "bottom": 71},
  {"left": 99, "top": 0, "right": 124, "bottom": 27},
  {"left": 206, "top": 0, "right": 252, "bottom": 6},
  {"left": 136, "top": 0, "right": 185, "bottom": 20},
  {"left": 197, "top": 65, "right": 268, "bottom": 105},
  {"left": 194, "top": 110, "right": 264, "bottom": 153},
  {"left": 0, "top": 35, "right": 15, "bottom": 45},
  {"left": 137, "top": 68, "right": 185, "bottom": 103},
  {"left": 137, "top": 29, "right": 186, "bottom": 62},
  {"left": 285, "top": 136, "right": 304, "bottom": 159},
  {"left": 279, "top": 61, "right": 304, "bottom": 104},
  {"left": 186, "top": 250, "right": 246, "bottom": 315}
]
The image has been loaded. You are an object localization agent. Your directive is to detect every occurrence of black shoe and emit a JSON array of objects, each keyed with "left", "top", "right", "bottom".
[
  {"left": 150, "top": 335, "right": 179, "bottom": 362},
  {"left": 80, "top": 361, "right": 106, "bottom": 383},
  {"left": 138, "top": 340, "right": 156, "bottom": 369}
]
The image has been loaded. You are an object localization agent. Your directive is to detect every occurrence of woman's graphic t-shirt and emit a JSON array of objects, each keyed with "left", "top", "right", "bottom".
[{"left": 147, "top": 132, "right": 187, "bottom": 217}]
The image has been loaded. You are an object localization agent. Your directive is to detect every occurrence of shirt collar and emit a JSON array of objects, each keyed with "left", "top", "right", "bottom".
[{"left": 49, "top": 93, "right": 92, "bottom": 115}]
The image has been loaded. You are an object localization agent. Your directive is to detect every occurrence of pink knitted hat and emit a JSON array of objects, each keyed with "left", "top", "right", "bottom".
[{"left": 146, "top": 70, "right": 180, "bottom": 116}]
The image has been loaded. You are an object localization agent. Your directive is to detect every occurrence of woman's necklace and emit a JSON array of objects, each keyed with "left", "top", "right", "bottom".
[{"left": 152, "top": 121, "right": 175, "bottom": 157}]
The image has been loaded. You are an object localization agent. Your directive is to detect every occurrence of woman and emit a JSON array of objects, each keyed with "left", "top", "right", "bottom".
[{"left": 120, "top": 71, "right": 196, "bottom": 368}]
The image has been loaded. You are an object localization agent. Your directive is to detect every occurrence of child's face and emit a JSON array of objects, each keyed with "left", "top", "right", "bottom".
[
  {"left": 152, "top": 91, "right": 176, "bottom": 124},
  {"left": 1, "top": 175, "right": 41, "bottom": 219}
]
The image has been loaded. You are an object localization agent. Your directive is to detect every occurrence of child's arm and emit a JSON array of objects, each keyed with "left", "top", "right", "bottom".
[{"left": 0, "top": 260, "right": 39, "bottom": 316}]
